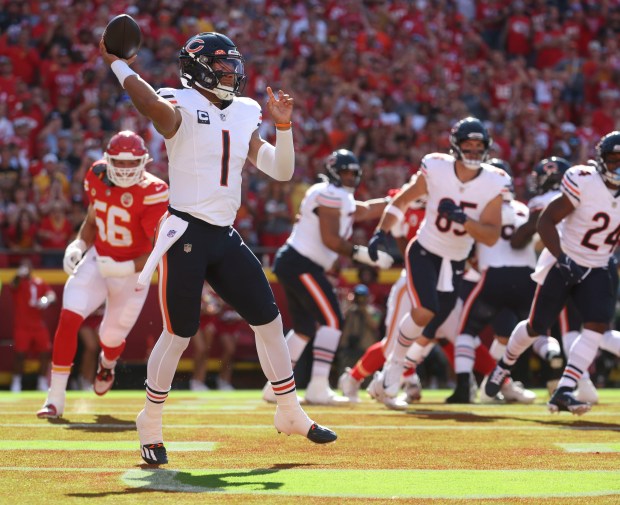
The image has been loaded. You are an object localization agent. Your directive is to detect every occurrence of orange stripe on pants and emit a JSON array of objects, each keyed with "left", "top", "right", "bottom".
[{"left": 299, "top": 273, "right": 339, "bottom": 329}]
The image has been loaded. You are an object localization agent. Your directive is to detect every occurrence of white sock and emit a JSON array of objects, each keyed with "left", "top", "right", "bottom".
[
  {"left": 311, "top": 326, "right": 342, "bottom": 378},
  {"left": 48, "top": 368, "right": 71, "bottom": 405},
  {"left": 562, "top": 331, "right": 580, "bottom": 358},
  {"left": 558, "top": 329, "right": 602, "bottom": 389},
  {"left": 392, "top": 313, "right": 423, "bottom": 363},
  {"left": 601, "top": 329, "right": 620, "bottom": 357},
  {"left": 286, "top": 329, "right": 309, "bottom": 367},
  {"left": 144, "top": 330, "right": 190, "bottom": 418},
  {"left": 100, "top": 351, "right": 117, "bottom": 369},
  {"left": 504, "top": 320, "right": 536, "bottom": 366},
  {"left": 251, "top": 314, "right": 300, "bottom": 406},
  {"left": 489, "top": 340, "right": 506, "bottom": 361},
  {"left": 532, "top": 336, "right": 561, "bottom": 359},
  {"left": 454, "top": 333, "right": 477, "bottom": 374},
  {"left": 404, "top": 341, "right": 427, "bottom": 369}
]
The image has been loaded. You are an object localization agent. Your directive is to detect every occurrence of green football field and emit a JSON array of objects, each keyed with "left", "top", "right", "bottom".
[{"left": 2, "top": 389, "right": 620, "bottom": 504}]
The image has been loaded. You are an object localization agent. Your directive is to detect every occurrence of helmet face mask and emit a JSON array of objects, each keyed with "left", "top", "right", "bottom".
[
  {"left": 595, "top": 131, "right": 620, "bottom": 186},
  {"left": 528, "top": 156, "right": 570, "bottom": 195},
  {"left": 104, "top": 131, "right": 149, "bottom": 188},
  {"left": 179, "top": 32, "right": 246, "bottom": 101},
  {"left": 325, "top": 149, "right": 361, "bottom": 192}
]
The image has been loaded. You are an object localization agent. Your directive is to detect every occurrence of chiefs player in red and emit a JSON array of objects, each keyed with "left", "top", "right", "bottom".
[{"left": 37, "top": 131, "right": 168, "bottom": 418}]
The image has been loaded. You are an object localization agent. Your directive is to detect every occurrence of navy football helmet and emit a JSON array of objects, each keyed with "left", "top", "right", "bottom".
[
  {"left": 487, "top": 158, "right": 514, "bottom": 201},
  {"left": 594, "top": 131, "right": 620, "bottom": 186},
  {"left": 449, "top": 117, "right": 492, "bottom": 170},
  {"left": 325, "top": 149, "right": 361, "bottom": 191},
  {"left": 179, "top": 32, "right": 246, "bottom": 100},
  {"left": 529, "top": 156, "right": 571, "bottom": 195}
]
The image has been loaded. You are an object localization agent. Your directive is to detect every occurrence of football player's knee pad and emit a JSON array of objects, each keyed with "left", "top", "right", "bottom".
[
  {"left": 116, "top": 293, "right": 148, "bottom": 330},
  {"left": 98, "top": 329, "right": 126, "bottom": 349}
]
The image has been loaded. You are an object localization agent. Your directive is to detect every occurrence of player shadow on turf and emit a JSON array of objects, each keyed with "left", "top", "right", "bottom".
[
  {"left": 68, "top": 464, "right": 316, "bottom": 496},
  {"left": 45, "top": 414, "right": 135, "bottom": 432},
  {"left": 403, "top": 409, "right": 620, "bottom": 431}
]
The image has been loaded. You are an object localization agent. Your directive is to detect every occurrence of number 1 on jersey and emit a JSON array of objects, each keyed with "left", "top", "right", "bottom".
[{"left": 220, "top": 130, "right": 230, "bottom": 186}]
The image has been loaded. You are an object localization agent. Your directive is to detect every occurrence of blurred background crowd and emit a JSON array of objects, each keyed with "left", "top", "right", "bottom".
[{"left": 1, "top": 0, "right": 620, "bottom": 267}]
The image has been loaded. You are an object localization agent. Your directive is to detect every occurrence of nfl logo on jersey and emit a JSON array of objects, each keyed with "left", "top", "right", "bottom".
[{"left": 183, "top": 243, "right": 192, "bottom": 253}]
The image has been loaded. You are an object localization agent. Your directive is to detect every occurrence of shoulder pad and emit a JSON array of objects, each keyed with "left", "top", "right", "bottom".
[
  {"left": 91, "top": 161, "right": 114, "bottom": 186},
  {"left": 156, "top": 87, "right": 178, "bottom": 105}
]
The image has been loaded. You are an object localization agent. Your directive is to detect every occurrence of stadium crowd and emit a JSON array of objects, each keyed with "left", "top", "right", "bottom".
[{"left": 0, "top": 0, "right": 620, "bottom": 268}]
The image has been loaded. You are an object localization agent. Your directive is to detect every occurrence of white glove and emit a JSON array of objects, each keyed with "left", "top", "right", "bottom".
[
  {"left": 352, "top": 245, "right": 394, "bottom": 269},
  {"left": 96, "top": 256, "right": 135, "bottom": 278},
  {"left": 63, "top": 239, "right": 87, "bottom": 275},
  {"left": 36, "top": 291, "right": 57, "bottom": 310}
]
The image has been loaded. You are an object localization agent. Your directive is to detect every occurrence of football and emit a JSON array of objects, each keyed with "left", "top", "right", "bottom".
[{"left": 103, "top": 14, "right": 142, "bottom": 60}]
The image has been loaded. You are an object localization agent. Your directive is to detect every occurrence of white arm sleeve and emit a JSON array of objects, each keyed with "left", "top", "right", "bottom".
[{"left": 256, "top": 128, "right": 295, "bottom": 181}]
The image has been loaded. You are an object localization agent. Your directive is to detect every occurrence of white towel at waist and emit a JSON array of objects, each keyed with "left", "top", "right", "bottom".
[
  {"left": 136, "top": 214, "right": 188, "bottom": 290},
  {"left": 437, "top": 257, "right": 454, "bottom": 292},
  {"left": 530, "top": 248, "right": 556, "bottom": 285}
]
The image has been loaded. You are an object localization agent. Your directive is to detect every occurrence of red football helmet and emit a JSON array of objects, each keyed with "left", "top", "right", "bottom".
[{"left": 104, "top": 130, "right": 149, "bottom": 187}]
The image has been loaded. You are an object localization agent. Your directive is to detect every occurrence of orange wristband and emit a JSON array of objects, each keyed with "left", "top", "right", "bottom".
[{"left": 275, "top": 122, "right": 292, "bottom": 128}]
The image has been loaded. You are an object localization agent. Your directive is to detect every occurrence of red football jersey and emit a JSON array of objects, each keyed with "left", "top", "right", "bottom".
[
  {"left": 403, "top": 206, "right": 426, "bottom": 242},
  {"left": 84, "top": 161, "right": 169, "bottom": 261}
]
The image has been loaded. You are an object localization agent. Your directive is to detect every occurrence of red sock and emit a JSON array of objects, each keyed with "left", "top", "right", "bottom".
[
  {"left": 51, "top": 309, "right": 84, "bottom": 367},
  {"left": 100, "top": 340, "right": 126, "bottom": 363},
  {"left": 351, "top": 341, "right": 386, "bottom": 381},
  {"left": 474, "top": 344, "right": 496, "bottom": 376},
  {"left": 441, "top": 341, "right": 455, "bottom": 369},
  {"left": 402, "top": 366, "right": 415, "bottom": 378}
]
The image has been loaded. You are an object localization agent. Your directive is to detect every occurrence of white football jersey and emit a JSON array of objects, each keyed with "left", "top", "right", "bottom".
[
  {"left": 477, "top": 199, "right": 537, "bottom": 270},
  {"left": 287, "top": 182, "right": 356, "bottom": 270},
  {"left": 416, "top": 153, "right": 508, "bottom": 261},
  {"left": 157, "top": 87, "right": 262, "bottom": 226},
  {"left": 528, "top": 189, "right": 560, "bottom": 214},
  {"left": 560, "top": 165, "right": 620, "bottom": 268}
]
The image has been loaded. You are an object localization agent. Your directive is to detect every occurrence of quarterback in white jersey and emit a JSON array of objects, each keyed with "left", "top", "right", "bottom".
[
  {"left": 100, "top": 31, "right": 336, "bottom": 464},
  {"left": 366, "top": 117, "right": 507, "bottom": 400},
  {"left": 271, "top": 150, "right": 391, "bottom": 405},
  {"left": 486, "top": 131, "right": 620, "bottom": 415}
]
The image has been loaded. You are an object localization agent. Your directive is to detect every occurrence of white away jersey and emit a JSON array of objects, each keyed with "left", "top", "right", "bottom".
[
  {"left": 477, "top": 199, "right": 537, "bottom": 270},
  {"left": 528, "top": 189, "right": 560, "bottom": 214},
  {"left": 416, "top": 153, "right": 508, "bottom": 261},
  {"left": 287, "top": 182, "right": 356, "bottom": 270},
  {"left": 559, "top": 165, "right": 620, "bottom": 268},
  {"left": 157, "top": 87, "right": 262, "bottom": 226}
]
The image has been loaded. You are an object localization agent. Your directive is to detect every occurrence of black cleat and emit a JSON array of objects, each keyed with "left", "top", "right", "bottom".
[
  {"left": 548, "top": 388, "right": 591, "bottom": 416},
  {"left": 140, "top": 443, "right": 168, "bottom": 465},
  {"left": 484, "top": 360, "right": 512, "bottom": 398},
  {"left": 445, "top": 373, "right": 473, "bottom": 404},
  {"left": 306, "top": 423, "right": 337, "bottom": 444},
  {"left": 445, "top": 390, "right": 471, "bottom": 404}
]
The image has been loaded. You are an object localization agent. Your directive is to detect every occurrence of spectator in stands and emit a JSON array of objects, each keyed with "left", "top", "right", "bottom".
[
  {"left": 38, "top": 201, "right": 72, "bottom": 267},
  {"left": 338, "top": 283, "right": 382, "bottom": 375}
]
